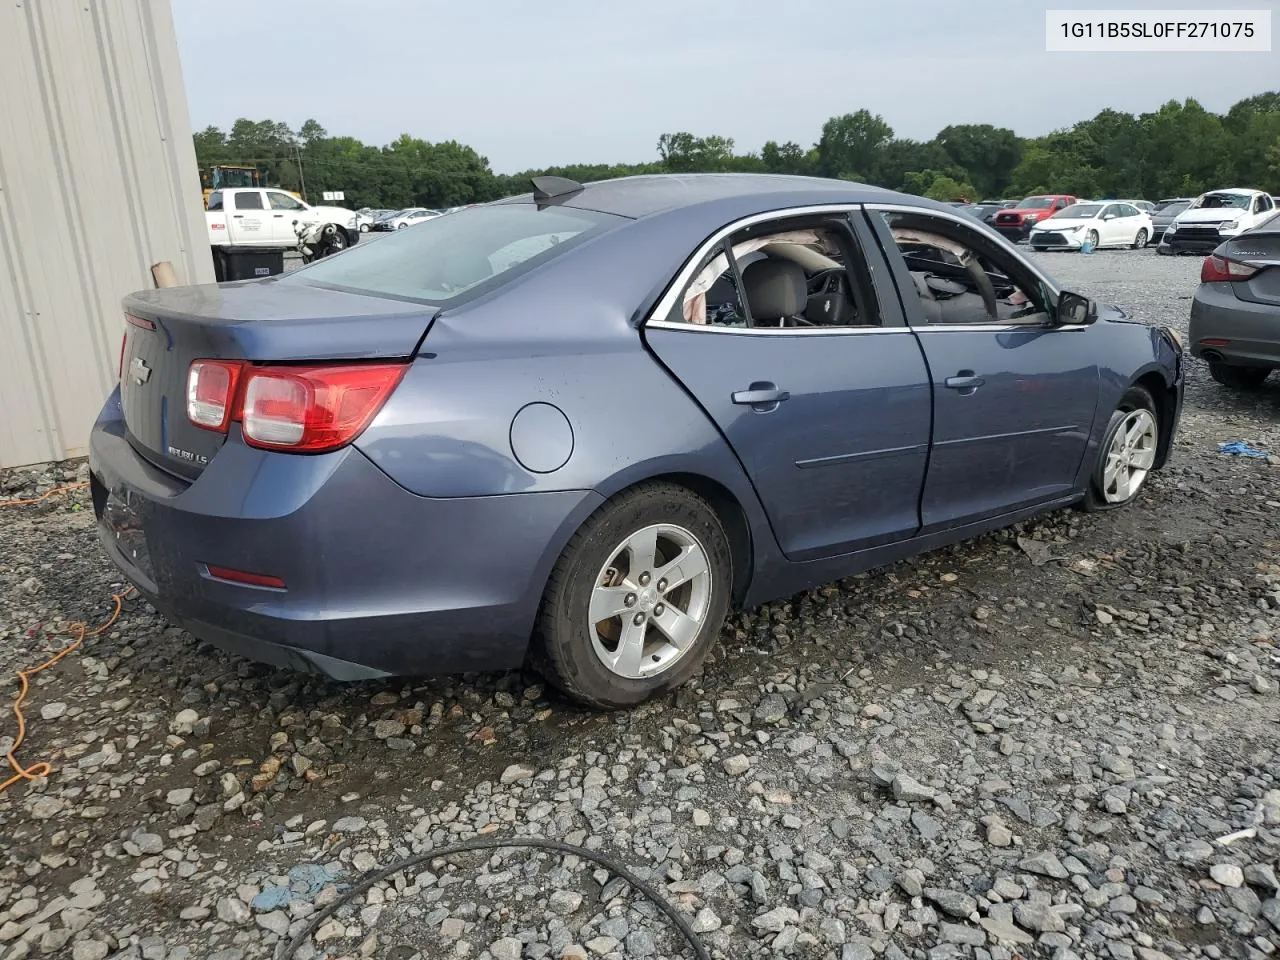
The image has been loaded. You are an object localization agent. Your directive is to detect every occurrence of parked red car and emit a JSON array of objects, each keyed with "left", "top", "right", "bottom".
[{"left": 993, "top": 195, "right": 1078, "bottom": 243}]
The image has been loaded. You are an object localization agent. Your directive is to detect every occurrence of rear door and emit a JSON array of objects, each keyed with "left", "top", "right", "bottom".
[
  {"left": 225, "top": 190, "right": 269, "bottom": 244},
  {"left": 1223, "top": 221, "right": 1280, "bottom": 309},
  {"left": 643, "top": 207, "right": 932, "bottom": 562},
  {"left": 867, "top": 205, "right": 1099, "bottom": 531}
]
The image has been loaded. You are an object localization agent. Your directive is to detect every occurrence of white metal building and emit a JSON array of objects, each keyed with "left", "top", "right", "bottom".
[{"left": 0, "top": 0, "right": 212, "bottom": 469}]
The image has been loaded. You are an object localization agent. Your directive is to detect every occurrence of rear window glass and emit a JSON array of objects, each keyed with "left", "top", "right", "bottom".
[{"left": 286, "top": 204, "right": 623, "bottom": 305}]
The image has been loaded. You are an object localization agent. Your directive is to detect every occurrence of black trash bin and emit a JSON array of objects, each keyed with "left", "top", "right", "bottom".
[{"left": 211, "top": 245, "right": 285, "bottom": 282}]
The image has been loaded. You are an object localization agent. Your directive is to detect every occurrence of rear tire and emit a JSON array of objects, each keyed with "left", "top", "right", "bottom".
[
  {"left": 1083, "top": 386, "right": 1159, "bottom": 512},
  {"left": 534, "top": 483, "right": 732, "bottom": 710},
  {"left": 1208, "top": 362, "right": 1271, "bottom": 390},
  {"left": 1132, "top": 229, "right": 1148, "bottom": 249}
]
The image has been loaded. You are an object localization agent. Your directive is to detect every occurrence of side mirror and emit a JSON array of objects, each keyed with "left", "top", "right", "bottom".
[{"left": 1055, "top": 291, "right": 1097, "bottom": 327}]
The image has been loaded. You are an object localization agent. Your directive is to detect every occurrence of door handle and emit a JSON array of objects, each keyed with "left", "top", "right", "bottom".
[
  {"left": 944, "top": 372, "right": 985, "bottom": 393},
  {"left": 732, "top": 383, "right": 790, "bottom": 409},
  {"left": 232, "top": 214, "right": 244, "bottom": 218}
]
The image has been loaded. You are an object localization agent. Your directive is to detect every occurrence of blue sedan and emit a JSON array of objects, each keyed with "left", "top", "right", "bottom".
[{"left": 90, "top": 174, "right": 1185, "bottom": 708}]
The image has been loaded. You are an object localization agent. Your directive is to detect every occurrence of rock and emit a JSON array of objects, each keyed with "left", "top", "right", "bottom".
[
  {"left": 722, "top": 755, "right": 751, "bottom": 776},
  {"left": 169, "top": 708, "right": 200, "bottom": 735},
  {"left": 440, "top": 918, "right": 466, "bottom": 939},
  {"left": 1246, "top": 864, "right": 1280, "bottom": 890},
  {"left": 691, "top": 908, "right": 721, "bottom": 933},
  {"left": 71, "top": 942, "right": 109, "bottom": 960},
  {"left": 892, "top": 774, "right": 936, "bottom": 802},
  {"left": 216, "top": 897, "right": 250, "bottom": 924},
  {"left": 548, "top": 890, "right": 582, "bottom": 915},
  {"left": 500, "top": 763, "right": 535, "bottom": 784},
  {"left": 1210, "top": 863, "right": 1244, "bottom": 887},
  {"left": 315, "top": 919, "right": 345, "bottom": 943},
  {"left": 753, "top": 906, "right": 801, "bottom": 932},
  {"left": 1018, "top": 851, "right": 1069, "bottom": 879},
  {"left": 256, "top": 911, "right": 290, "bottom": 937},
  {"left": 692, "top": 809, "right": 711, "bottom": 827},
  {"left": 180, "top": 906, "right": 210, "bottom": 920},
  {"left": 333, "top": 816, "right": 368, "bottom": 833},
  {"left": 625, "top": 930, "right": 657, "bottom": 957},
  {"left": 925, "top": 888, "right": 977, "bottom": 918},
  {"left": 561, "top": 947, "right": 588, "bottom": 960},
  {"left": 1261, "top": 898, "right": 1280, "bottom": 931},
  {"left": 490, "top": 937, "right": 523, "bottom": 960},
  {"left": 755, "top": 694, "right": 787, "bottom": 724},
  {"left": 30, "top": 797, "right": 63, "bottom": 819},
  {"left": 1014, "top": 902, "right": 1066, "bottom": 933},
  {"left": 986, "top": 822, "right": 1013, "bottom": 847},
  {"left": 39, "top": 702, "right": 67, "bottom": 720},
  {"left": 939, "top": 923, "right": 986, "bottom": 946},
  {"left": 133, "top": 832, "right": 164, "bottom": 855}
]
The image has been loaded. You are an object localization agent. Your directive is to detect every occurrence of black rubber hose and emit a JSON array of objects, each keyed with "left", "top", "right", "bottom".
[{"left": 280, "top": 835, "right": 711, "bottom": 960}]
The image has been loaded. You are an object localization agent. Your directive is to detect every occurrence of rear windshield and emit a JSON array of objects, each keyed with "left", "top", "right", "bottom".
[
  {"left": 1054, "top": 203, "right": 1101, "bottom": 218},
  {"left": 1161, "top": 202, "right": 1190, "bottom": 217},
  {"left": 285, "top": 203, "right": 623, "bottom": 305}
]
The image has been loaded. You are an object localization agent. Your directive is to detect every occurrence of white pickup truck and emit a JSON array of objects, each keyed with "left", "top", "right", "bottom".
[{"left": 206, "top": 188, "right": 361, "bottom": 250}]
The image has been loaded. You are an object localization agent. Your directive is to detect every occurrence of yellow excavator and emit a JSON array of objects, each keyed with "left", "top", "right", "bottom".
[{"left": 199, "top": 164, "right": 303, "bottom": 208}]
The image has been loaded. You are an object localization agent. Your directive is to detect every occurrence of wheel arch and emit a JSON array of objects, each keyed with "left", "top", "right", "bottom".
[{"left": 1129, "top": 366, "right": 1178, "bottom": 469}]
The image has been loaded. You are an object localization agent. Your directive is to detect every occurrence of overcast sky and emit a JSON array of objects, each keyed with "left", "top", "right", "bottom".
[{"left": 172, "top": 0, "right": 1278, "bottom": 173}]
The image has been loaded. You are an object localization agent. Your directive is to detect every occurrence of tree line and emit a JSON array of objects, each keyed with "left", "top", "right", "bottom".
[{"left": 192, "top": 91, "right": 1280, "bottom": 212}]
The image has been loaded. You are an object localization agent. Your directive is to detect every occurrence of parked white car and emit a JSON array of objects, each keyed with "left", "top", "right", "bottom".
[
  {"left": 1161, "top": 188, "right": 1278, "bottom": 254},
  {"left": 1028, "top": 201, "right": 1153, "bottom": 252},
  {"left": 385, "top": 208, "right": 440, "bottom": 230},
  {"left": 206, "top": 188, "right": 360, "bottom": 249}
]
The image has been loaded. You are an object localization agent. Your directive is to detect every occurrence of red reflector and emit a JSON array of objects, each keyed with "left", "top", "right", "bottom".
[
  {"left": 125, "top": 314, "right": 156, "bottom": 330},
  {"left": 1201, "top": 254, "right": 1258, "bottom": 283},
  {"left": 187, "top": 360, "right": 244, "bottom": 433},
  {"left": 205, "top": 565, "right": 286, "bottom": 589},
  {"left": 1198, "top": 338, "right": 1231, "bottom": 348}
]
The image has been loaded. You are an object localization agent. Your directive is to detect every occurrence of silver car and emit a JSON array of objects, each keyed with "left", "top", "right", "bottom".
[{"left": 1188, "top": 210, "right": 1280, "bottom": 389}]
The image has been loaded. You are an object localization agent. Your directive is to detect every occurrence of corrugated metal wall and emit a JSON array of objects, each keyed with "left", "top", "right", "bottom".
[{"left": 0, "top": 0, "right": 212, "bottom": 469}]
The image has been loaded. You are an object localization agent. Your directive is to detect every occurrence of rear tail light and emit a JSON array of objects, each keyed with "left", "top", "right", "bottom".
[
  {"left": 1201, "top": 254, "right": 1258, "bottom": 283},
  {"left": 184, "top": 360, "right": 406, "bottom": 453},
  {"left": 187, "top": 360, "right": 243, "bottom": 432}
]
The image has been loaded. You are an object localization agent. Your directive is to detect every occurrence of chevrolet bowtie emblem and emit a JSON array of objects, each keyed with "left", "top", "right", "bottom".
[{"left": 130, "top": 356, "right": 151, "bottom": 385}]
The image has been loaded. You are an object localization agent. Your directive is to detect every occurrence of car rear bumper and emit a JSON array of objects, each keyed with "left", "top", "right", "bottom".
[
  {"left": 88, "top": 388, "right": 601, "bottom": 680},
  {"left": 1188, "top": 284, "right": 1280, "bottom": 368},
  {"left": 1164, "top": 233, "right": 1230, "bottom": 254}
]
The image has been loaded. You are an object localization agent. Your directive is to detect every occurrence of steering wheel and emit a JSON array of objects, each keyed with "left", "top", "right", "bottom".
[
  {"left": 806, "top": 267, "right": 845, "bottom": 295},
  {"left": 963, "top": 258, "right": 999, "bottom": 320}
]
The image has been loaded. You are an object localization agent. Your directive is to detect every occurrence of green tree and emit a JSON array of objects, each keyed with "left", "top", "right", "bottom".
[
  {"left": 656, "top": 132, "right": 738, "bottom": 172},
  {"left": 761, "top": 140, "right": 815, "bottom": 175},
  {"left": 816, "top": 110, "right": 894, "bottom": 180},
  {"left": 933, "top": 124, "right": 1023, "bottom": 198}
]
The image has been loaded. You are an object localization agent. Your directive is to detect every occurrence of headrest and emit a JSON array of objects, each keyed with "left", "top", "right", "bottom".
[{"left": 741, "top": 258, "right": 807, "bottom": 321}]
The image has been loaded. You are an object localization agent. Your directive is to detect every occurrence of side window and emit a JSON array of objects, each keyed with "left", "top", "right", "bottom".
[
  {"left": 668, "top": 218, "right": 880, "bottom": 330},
  {"left": 1120, "top": 204, "right": 1139, "bottom": 217},
  {"left": 878, "top": 211, "right": 1052, "bottom": 327},
  {"left": 207, "top": 191, "right": 223, "bottom": 211},
  {"left": 233, "top": 192, "right": 264, "bottom": 211},
  {"left": 268, "top": 192, "right": 305, "bottom": 211}
]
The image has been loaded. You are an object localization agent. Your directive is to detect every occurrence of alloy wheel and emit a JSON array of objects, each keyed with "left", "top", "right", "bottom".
[
  {"left": 588, "top": 523, "right": 712, "bottom": 679},
  {"left": 1102, "top": 409, "right": 1157, "bottom": 503}
]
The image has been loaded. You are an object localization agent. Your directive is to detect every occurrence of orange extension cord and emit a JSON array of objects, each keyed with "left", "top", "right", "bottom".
[{"left": 1, "top": 482, "right": 135, "bottom": 793}]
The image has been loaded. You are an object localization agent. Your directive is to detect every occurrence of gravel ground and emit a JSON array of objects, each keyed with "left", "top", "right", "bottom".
[{"left": 1, "top": 248, "right": 1278, "bottom": 960}]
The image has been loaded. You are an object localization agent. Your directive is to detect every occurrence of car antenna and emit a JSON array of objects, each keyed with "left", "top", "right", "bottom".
[{"left": 531, "top": 176, "right": 584, "bottom": 208}]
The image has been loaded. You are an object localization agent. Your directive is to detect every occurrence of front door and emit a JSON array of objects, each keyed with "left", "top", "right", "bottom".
[
  {"left": 226, "top": 190, "right": 268, "bottom": 244},
  {"left": 266, "top": 190, "right": 312, "bottom": 244},
  {"left": 868, "top": 206, "right": 1100, "bottom": 531},
  {"left": 644, "top": 211, "right": 933, "bottom": 561}
]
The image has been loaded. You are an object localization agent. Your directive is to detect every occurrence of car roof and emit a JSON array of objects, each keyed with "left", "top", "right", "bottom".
[{"left": 495, "top": 173, "right": 913, "bottom": 220}]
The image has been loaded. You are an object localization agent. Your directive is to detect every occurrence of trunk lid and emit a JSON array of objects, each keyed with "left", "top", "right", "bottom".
[
  {"left": 120, "top": 279, "right": 436, "bottom": 479},
  {"left": 1221, "top": 229, "right": 1280, "bottom": 307}
]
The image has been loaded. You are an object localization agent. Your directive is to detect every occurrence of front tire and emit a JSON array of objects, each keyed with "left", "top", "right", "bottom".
[
  {"left": 1084, "top": 229, "right": 1099, "bottom": 251},
  {"left": 534, "top": 483, "right": 732, "bottom": 710},
  {"left": 328, "top": 227, "right": 348, "bottom": 251},
  {"left": 359, "top": 223, "right": 370, "bottom": 233},
  {"left": 1208, "top": 362, "right": 1271, "bottom": 390},
  {"left": 1083, "top": 386, "right": 1159, "bottom": 511},
  {"left": 1132, "top": 228, "right": 1148, "bottom": 249}
]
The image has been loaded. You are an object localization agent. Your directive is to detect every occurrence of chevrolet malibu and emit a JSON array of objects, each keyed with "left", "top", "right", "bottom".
[{"left": 91, "top": 174, "right": 1185, "bottom": 709}]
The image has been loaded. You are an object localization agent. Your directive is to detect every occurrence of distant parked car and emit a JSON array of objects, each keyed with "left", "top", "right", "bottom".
[
  {"left": 92, "top": 173, "right": 1185, "bottom": 708},
  {"left": 1149, "top": 201, "right": 1191, "bottom": 244},
  {"left": 1161, "top": 189, "right": 1277, "bottom": 254},
  {"left": 1188, "top": 209, "right": 1280, "bottom": 389},
  {"left": 1121, "top": 199, "right": 1156, "bottom": 214},
  {"left": 385, "top": 208, "right": 441, "bottom": 230},
  {"left": 1153, "top": 198, "right": 1190, "bottom": 212},
  {"left": 992, "top": 195, "right": 1079, "bottom": 242},
  {"left": 1030, "top": 201, "right": 1153, "bottom": 252}
]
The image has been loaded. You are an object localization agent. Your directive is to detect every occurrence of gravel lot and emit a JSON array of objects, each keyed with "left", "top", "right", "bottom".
[{"left": 1, "top": 248, "right": 1278, "bottom": 960}]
